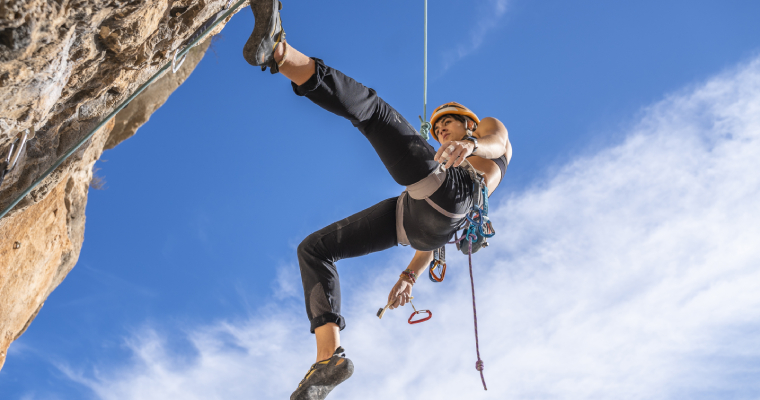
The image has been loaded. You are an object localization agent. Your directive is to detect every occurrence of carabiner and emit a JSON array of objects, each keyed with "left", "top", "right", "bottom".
[
  {"left": 479, "top": 217, "right": 496, "bottom": 238},
  {"left": 172, "top": 48, "right": 187, "bottom": 73},
  {"left": 407, "top": 300, "right": 432, "bottom": 324},
  {"left": 481, "top": 186, "right": 490, "bottom": 213},
  {"left": 428, "top": 259, "right": 447, "bottom": 282},
  {"left": 408, "top": 309, "right": 432, "bottom": 324},
  {"left": 467, "top": 207, "right": 484, "bottom": 226}
]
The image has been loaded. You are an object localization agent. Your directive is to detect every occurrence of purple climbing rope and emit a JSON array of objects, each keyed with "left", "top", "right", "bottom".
[
  {"left": 468, "top": 239, "right": 487, "bottom": 391},
  {"left": 449, "top": 231, "right": 487, "bottom": 390}
]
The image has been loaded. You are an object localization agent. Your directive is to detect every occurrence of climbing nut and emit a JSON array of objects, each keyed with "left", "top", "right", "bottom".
[{"left": 13, "top": 241, "right": 21, "bottom": 249}]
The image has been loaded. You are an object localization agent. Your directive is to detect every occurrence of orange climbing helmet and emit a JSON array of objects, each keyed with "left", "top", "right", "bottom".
[{"left": 429, "top": 102, "right": 480, "bottom": 141}]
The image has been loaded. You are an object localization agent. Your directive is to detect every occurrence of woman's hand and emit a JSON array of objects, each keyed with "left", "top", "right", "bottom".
[
  {"left": 434, "top": 140, "right": 476, "bottom": 169},
  {"left": 387, "top": 278, "right": 414, "bottom": 310}
]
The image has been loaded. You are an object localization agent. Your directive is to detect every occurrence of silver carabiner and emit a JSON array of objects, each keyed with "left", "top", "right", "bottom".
[
  {"left": 7, "top": 129, "right": 29, "bottom": 171},
  {"left": 1, "top": 128, "right": 31, "bottom": 188},
  {"left": 2, "top": 140, "right": 16, "bottom": 170},
  {"left": 172, "top": 48, "right": 187, "bottom": 74}
]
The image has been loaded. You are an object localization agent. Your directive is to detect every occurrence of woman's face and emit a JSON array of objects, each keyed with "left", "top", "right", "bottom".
[{"left": 434, "top": 115, "right": 468, "bottom": 143}]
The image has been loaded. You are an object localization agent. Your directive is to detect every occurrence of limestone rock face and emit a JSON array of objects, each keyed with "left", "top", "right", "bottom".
[{"left": 0, "top": 0, "right": 244, "bottom": 371}]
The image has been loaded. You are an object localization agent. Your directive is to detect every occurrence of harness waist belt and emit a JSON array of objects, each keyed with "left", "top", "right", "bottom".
[{"left": 396, "top": 162, "right": 484, "bottom": 246}]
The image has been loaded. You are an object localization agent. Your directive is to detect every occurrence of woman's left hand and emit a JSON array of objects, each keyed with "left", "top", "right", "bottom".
[
  {"left": 434, "top": 140, "right": 476, "bottom": 169},
  {"left": 387, "top": 278, "right": 413, "bottom": 310}
]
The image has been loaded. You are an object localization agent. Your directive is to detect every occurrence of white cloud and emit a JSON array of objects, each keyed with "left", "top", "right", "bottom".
[
  {"left": 440, "top": 0, "right": 509, "bottom": 73},
  {"left": 61, "top": 55, "right": 760, "bottom": 399},
  {"left": 273, "top": 261, "right": 302, "bottom": 300}
]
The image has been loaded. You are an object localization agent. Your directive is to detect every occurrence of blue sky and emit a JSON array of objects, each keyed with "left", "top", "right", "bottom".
[{"left": 3, "top": 1, "right": 760, "bottom": 399}]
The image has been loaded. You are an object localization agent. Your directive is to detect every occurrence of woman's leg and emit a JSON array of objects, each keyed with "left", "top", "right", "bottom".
[
  {"left": 274, "top": 42, "right": 314, "bottom": 86},
  {"left": 297, "top": 197, "right": 398, "bottom": 361},
  {"left": 274, "top": 43, "right": 438, "bottom": 186},
  {"left": 314, "top": 323, "right": 340, "bottom": 363}
]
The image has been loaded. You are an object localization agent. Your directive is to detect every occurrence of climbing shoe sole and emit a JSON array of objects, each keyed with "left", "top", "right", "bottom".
[
  {"left": 291, "top": 347, "right": 354, "bottom": 400},
  {"left": 243, "top": 0, "right": 285, "bottom": 70}
]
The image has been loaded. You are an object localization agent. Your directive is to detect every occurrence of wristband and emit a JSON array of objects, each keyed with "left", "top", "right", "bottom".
[
  {"left": 461, "top": 135, "right": 478, "bottom": 153},
  {"left": 400, "top": 269, "right": 417, "bottom": 284}
]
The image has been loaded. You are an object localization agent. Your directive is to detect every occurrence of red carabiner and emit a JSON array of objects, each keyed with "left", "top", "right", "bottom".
[
  {"left": 408, "top": 309, "right": 432, "bottom": 324},
  {"left": 407, "top": 300, "right": 432, "bottom": 324}
]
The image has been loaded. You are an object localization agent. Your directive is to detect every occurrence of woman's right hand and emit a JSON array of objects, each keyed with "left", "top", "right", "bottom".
[{"left": 387, "top": 278, "right": 413, "bottom": 310}]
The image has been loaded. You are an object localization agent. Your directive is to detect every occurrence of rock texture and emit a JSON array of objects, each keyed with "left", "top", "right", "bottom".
[{"left": 0, "top": 0, "right": 243, "bottom": 371}]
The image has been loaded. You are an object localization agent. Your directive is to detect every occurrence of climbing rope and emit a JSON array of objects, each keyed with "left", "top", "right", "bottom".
[
  {"left": 419, "top": 0, "right": 432, "bottom": 140},
  {"left": 0, "top": 0, "right": 247, "bottom": 221},
  {"left": 448, "top": 218, "right": 488, "bottom": 390},
  {"left": 466, "top": 234, "right": 487, "bottom": 391}
]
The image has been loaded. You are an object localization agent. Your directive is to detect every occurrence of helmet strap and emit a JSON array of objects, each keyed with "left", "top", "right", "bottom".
[{"left": 465, "top": 117, "right": 475, "bottom": 136}]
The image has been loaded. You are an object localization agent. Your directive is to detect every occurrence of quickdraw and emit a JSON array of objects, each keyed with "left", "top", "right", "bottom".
[
  {"left": 1, "top": 128, "right": 33, "bottom": 190},
  {"left": 377, "top": 296, "right": 432, "bottom": 325},
  {"left": 407, "top": 299, "right": 432, "bottom": 324},
  {"left": 458, "top": 182, "right": 496, "bottom": 255},
  {"left": 428, "top": 246, "right": 446, "bottom": 282}
]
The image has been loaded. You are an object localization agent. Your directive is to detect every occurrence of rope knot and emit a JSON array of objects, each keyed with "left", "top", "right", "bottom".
[
  {"left": 475, "top": 359, "right": 484, "bottom": 371},
  {"left": 419, "top": 117, "right": 432, "bottom": 140}
]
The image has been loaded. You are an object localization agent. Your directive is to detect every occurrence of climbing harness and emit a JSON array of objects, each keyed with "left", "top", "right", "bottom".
[
  {"left": 418, "top": 0, "right": 432, "bottom": 140},
  {"left": 0, "top": 128, "right": 33, "bottom": 189},
  {"left": 0, "top": 0, "right": 247, "bottom": 220}
]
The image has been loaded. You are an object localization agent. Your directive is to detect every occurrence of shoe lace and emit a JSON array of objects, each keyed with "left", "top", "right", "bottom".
[
  {"left": 297, "top": 363, "right": 319, "bottom": 387},
  {"left": 297, "top": 348, "right": 345, "bottom": 387}
]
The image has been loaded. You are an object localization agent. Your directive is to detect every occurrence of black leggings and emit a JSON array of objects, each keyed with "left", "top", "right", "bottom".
[{"left": 294, "top": 59, "right": 472, "bottom": 333}]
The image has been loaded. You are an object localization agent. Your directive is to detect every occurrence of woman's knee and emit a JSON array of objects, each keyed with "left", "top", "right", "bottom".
[{"left": 296, "top": 232, "right": 322, "bottom": 269}]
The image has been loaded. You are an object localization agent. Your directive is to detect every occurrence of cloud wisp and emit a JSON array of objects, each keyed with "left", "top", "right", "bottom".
[
  {"left": 60, "top": 55, "right": 760, "bottom": 399},
  {"left": 439, "top": 0, "right": 509, "bottom": 74}
]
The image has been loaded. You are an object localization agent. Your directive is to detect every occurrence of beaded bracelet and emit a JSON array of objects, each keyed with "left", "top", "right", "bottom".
[{"left": 400, "top": 269, "right": 417, "bottom": 284}]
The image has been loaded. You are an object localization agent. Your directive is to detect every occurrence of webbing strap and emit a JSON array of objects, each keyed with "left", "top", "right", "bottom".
[
  {"left": 396, "top": 161, "right": 486, "bottom": 245},
  {"left": 424, "top": 198, "right": 467, "bottom": 219},
  {"left": 396, "top": 191, "right": 410, "bottom": 246},
  {"left": 406, "top": 164, "right": 446, "bottom": 199}
]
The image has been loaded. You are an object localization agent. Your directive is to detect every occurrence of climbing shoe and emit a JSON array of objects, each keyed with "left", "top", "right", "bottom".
[
  {"left": 243, "top": 0, "right": 286, "bottom": 73},
  {"left": 290, "top": 347, "right": 354, "bottom": 400}
]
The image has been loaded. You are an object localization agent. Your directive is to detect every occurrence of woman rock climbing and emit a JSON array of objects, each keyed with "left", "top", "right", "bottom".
[{"left": 243, "top": 1, "right": 512, "bottom": 399}]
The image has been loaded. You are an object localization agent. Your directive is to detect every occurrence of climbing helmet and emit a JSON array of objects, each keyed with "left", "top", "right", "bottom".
[{"left": 429, "top": 102, "right": 480, "bottom": 141}]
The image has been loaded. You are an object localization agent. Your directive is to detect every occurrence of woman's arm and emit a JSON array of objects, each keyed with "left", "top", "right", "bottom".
[
  {"left": 387, "top": 250, "right": 433, "bottom": 310},
  {"left": 406, "top": 250, "right": 434, "bottom": 278},
  {"left": 471, "top": 117, "right": 509, "bottom": 160},
  {"left": 434, "top": 117, "right": 509, "bottom": 168}
]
